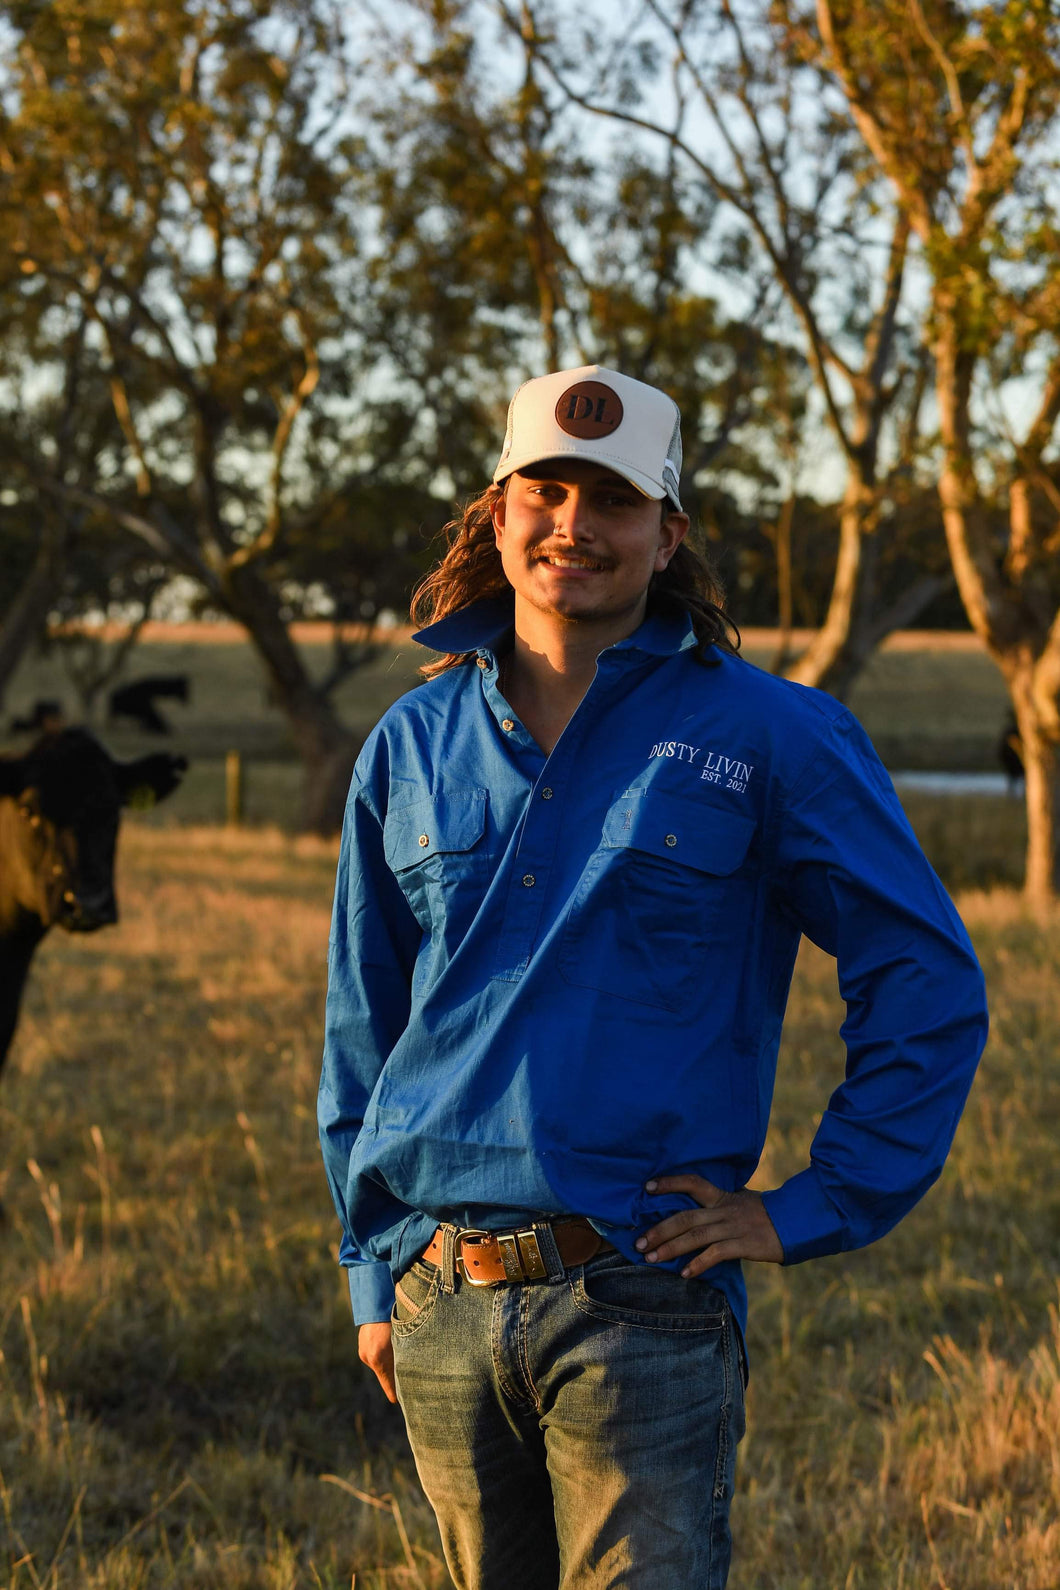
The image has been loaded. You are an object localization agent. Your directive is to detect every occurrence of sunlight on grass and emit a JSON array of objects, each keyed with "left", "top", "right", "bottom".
[{"left": 1, "top": 828, "right": 1057, "bottom": 1587}]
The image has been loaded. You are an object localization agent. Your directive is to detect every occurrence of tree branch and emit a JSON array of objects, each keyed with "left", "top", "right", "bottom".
[
  {"left": 228, "top": 326, "right": 321, "bottom": 573},
  {"left": 36, "top": 480, "right": 219, "bottom": 596},
  {"left": 529, "top": 7, "right": 860, "bottom": 451},
  {"left": 815, "top": 0, "right": 934, "bottom": 241}
]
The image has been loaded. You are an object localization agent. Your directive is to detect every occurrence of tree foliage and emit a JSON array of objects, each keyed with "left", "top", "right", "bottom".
[
  {"left": 793, "top": 0, "right": 1060, "bottom": 903},
  {"left": 2, "top": 0, "right": 1053, "bottom": 857},
  {"left": 0, "top": 0, "right": 436, "bottom": 824},
  {"left": 503, "top": 0, "right": 954, "bottom": 695}
]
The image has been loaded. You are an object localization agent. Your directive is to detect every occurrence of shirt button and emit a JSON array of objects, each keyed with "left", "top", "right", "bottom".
[
  {"left": 502, "top": 718, "right": 515, "bottom": 732},
  {"left": 664, "top": 834, "right": 677, "bottom": 848},
  {"left": 418, "top": 834, "right": 430, "bottom": 848},
  {"left": 522, "top": 874, "right": 536, "bottom": 888},
  {"left": 541, "top": 786, "right": 553, "bottom": 800}
]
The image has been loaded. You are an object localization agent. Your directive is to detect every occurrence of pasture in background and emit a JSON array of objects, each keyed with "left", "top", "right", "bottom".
[
  {"left": 1, "top": 828, "right": 1056, "bottom": 1588},
  {"left": 1, "top": 629, "right": 1028, "bottom": 892}
]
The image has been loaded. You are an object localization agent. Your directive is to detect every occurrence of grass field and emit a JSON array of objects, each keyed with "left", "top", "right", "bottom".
[
  {"left": 2, "top": 825, "right": 1057, "bottom": 1589},
  {"left": 3, "top": 632, "right": 1016, "bottom": 829}
]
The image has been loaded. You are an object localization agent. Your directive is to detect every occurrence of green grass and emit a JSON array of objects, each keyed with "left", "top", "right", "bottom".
[{"left": 1, "top": 827, "right": 1057, "bottom": 1588}]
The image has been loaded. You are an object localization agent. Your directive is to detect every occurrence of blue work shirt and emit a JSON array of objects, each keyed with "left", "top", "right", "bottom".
[{"left": 318, "top": 597, "right": 988, "bottom": 1334}]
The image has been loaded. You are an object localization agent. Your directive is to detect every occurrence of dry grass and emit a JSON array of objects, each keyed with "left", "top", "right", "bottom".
[
  {"left": 1, "top": 826, "right": 445, "bottom": 1590},
  {"left": 1, "top": 828, "right": 1057, "bottom": 1587}
]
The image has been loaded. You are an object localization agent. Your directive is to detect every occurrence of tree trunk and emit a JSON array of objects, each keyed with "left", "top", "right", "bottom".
[
  {"left": 783, "top": 474, "right": 877, "bottom": 698},
  {"left": 934, "top": 323, "right": 1058, "bottom": 907},
  {"left": 1018, "top": 719, "right": 1057, "bottom": 915},
  {"left": 222, "top": 564, "right": 361, "bottom": 835},
  {"left": 769, "top": 493, "right": 795, "bottom": 674},
  {"left": 299, "top": 739, "right": 363, "bottom": 836},
  {"left": 1002, "top": 656, "right": 1058, "bottom": 916},
  {"left": 0, "top": 525, "right": 67, "bottom": 709}
]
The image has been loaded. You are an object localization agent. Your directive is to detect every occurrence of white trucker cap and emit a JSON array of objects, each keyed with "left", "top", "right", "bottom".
[{"left": 493, "top": 364, "right": 684, "bottom": 510}]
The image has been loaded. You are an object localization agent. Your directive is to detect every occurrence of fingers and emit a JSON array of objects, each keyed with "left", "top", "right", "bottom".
[
  {"left": 637, "top": 1211, "right": 721, "bottom": 1259},
  {"left": 375, "top": 1358, "right": 398, "bottom": 1403},
  {"left": 358, "top": 1322, "right": 398, "bottom": 1404},
  {"left": 637, "top": 1179, "right": 731, "bottom": 1258},
  {"left": 637, "top": 1187, "right": 784, "bottom": 1272},
  {"left": 678, "top": 1237, "right": 753, "bottom": 1279},
  {"left": 645, "top": 1173, "right": 720, "bottom": 1203},
  {"left": 636, "top": 1206, "right": 742, "bottom": 1265}
]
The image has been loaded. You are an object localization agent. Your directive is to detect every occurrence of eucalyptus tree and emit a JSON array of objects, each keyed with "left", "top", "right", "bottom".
[
  {"left": 796, "top": 0, "right": 1060, "bottom": 906},
  {"left": 369, "top": 0, "right": 813, "bottom": 596},
  {"left": 0, "top": 289, "right": 154, "bottom": 715},
  {"left": 0, "top": 0, "right": 439, "bottom": 828},
  {"left": 503, "top": 0, "right": 947, "bottom": 697}
]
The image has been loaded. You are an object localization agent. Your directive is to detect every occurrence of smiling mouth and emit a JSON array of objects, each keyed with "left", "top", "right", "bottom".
[{"left": 536, "top": 553, "right": 611, "bottom": 571}]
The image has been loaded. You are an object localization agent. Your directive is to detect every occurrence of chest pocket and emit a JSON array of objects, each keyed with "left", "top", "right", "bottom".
[
  {"left": 383, "top": 787, "right": 491, "bottom": 942},
  {"left": 558, "top": 789, "right": 757, "bottom": 1013}
]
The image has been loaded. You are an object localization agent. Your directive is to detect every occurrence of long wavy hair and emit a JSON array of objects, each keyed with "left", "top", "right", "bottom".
[{"left": 411, "top": 483, "right": 740, "bottom": 679}]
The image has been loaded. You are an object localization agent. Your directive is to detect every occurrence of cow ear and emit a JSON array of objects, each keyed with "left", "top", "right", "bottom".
[
  {"left": 0, "top": 756, "right": 31, "bottom": 799},
  {"left": 115, "top": 753, "right": 189, "bottom": 809}
]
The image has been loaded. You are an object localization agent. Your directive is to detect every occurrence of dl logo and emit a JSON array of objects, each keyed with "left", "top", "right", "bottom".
[{"left": 555, "top": 380, "right": 624, "bottom": 438}]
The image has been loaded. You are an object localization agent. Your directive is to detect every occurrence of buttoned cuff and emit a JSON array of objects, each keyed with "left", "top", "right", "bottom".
[
  {"left": 761, "top": 1166, "right": 848, "bottom": 1265},
  {"left": 347, "top": 1261, "right": 396, "bottom": 1325}
]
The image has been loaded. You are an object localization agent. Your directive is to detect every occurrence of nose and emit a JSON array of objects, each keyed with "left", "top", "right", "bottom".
[
  {"left": 61, "top": 889, "right": 118, "bottom": 932},
  {"left": 552, "top": 490, "right": 595, "bottom": 542}
]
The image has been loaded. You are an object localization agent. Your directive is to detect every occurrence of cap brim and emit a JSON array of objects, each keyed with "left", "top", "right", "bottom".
[{"left": 495, "top": 444, "right": 668, "bottom": 501}]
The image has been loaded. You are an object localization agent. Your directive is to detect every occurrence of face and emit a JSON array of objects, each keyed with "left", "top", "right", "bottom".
[{"left": 491, "top": 459, "right": 688, "bottom": 638}]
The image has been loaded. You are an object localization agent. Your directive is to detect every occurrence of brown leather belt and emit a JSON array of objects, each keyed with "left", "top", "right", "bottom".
[{"left": 422, "top": 1218, "right": 612, "bottom": 1286}]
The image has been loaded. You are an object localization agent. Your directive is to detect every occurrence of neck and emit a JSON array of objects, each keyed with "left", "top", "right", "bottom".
[{"left": 501, "top": 597, "right": 646, "bottom": 754}]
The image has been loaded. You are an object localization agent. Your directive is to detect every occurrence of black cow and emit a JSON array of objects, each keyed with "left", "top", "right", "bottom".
[
  {"left": 108, "top": 675, "right": 190, "bottom": 735},
  {"left": 0, "top": 728, "right": 187, "bottom": 1071},
  {"left": 10, "top": 700, "right": 66, "bottom": 735}
]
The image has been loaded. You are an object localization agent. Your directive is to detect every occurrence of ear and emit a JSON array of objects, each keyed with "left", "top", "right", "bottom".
[
  {"left": 0, "top": 755, "right": 31, "bottom": 798},
  {"left": 654, "top": 509, "right": 690, "bottom": 572},
  {"left": 491, "top": 488, "right": 507, "bottom": 548},
  {"left": 115, "top": 753, "right": 188, "bottom": 809}
]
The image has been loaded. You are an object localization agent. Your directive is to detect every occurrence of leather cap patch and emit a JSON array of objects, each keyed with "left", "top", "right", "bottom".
[{"left": 555, "top": 380, "right": 624, "bottom": 438}]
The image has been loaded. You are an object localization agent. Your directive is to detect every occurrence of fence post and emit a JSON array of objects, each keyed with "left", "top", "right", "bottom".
[{"left": 225, "top": 750, "right": 243, "bottom": 827}]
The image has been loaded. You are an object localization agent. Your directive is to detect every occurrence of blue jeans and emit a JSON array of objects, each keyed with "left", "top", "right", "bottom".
[{"left": 391, "top": 1247, "right": 746, "bottom": 1589}]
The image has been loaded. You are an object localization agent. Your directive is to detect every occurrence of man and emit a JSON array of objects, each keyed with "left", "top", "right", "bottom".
[{"left": 319, "top": 365, "right": 988, "bottom": 1589}]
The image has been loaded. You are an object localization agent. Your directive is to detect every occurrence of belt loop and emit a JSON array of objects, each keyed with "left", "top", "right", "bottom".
[
  {"left": 534, "top": 1221, "right": 566, "bottom": 1285},
  {"left": 439, "top": 1223, "right": 458, "bottom": 1293}
]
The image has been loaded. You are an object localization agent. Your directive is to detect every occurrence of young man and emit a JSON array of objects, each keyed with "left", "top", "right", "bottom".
[{"left": 319, "top": 365, "right": 988, "bottom": 1590}]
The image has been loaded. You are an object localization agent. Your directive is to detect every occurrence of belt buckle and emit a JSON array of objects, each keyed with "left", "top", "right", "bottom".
[
  {"left": 454, "top": 1229, "right": 497, "bottom": 1286},
  {"left": 516, "top": 1228, "right": 548, "bottom": 1280},
  {"left": 494, "top": 1227, "right": 548, "bottom": 1282},
  {"left": 456, "top": 1225, "right": 551, "bottom": 1285}
]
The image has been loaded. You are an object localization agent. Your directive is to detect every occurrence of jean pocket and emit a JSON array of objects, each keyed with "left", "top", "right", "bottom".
[
  {"left": 570, "top": 1252, "right": 729, "bottom": 1332},
  {"left": 391, "top": 1259, "right": 441, "bottom": 1337}
]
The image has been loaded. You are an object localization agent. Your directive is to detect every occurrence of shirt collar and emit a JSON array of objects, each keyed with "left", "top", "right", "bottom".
[
  {"left": 412, "top": 594, "right": 515, "bottom": 656},
  {"left": 412, "top": 594, "right": 697, "bottom": 660}
]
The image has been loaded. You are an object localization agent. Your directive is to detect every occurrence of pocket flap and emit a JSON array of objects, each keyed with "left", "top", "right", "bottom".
[
  {"left": 602, "top": 791, "right": 755, "bottom": 876},
  {"left": 384, "top": 788, "right": 488, "bottom": 872}
]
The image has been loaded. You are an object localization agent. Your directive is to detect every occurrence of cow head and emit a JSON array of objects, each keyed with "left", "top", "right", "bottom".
[{"left": 0, "top": 729, "right": 187, "bottom": 932}]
